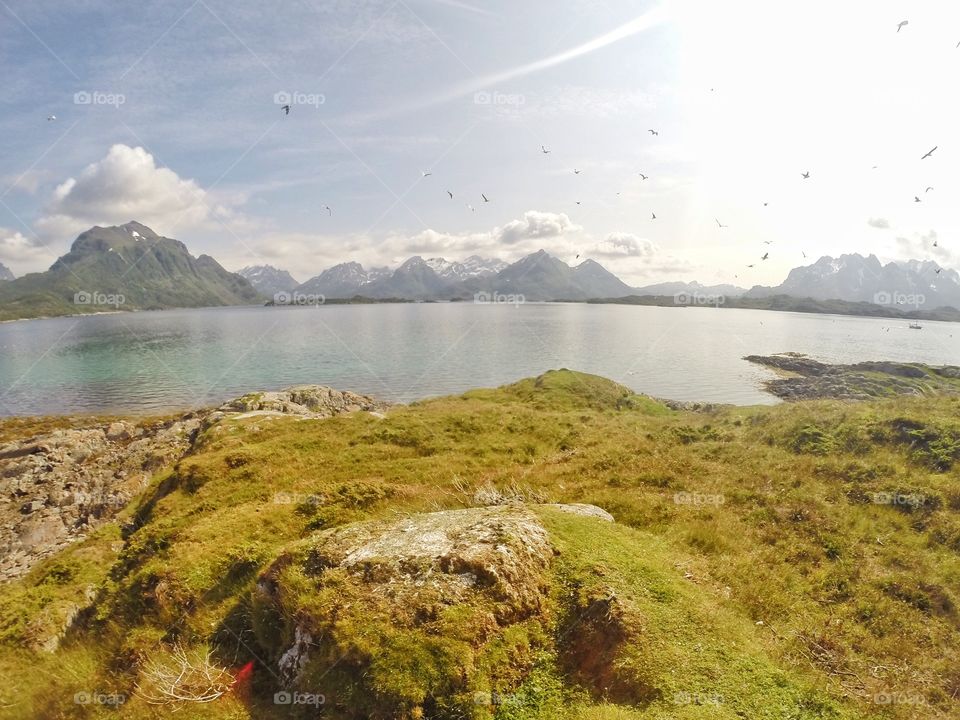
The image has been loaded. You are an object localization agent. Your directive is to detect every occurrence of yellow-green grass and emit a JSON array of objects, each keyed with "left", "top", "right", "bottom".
[{"left": 0, "top": 370, "right": 957, "bottom": 718}]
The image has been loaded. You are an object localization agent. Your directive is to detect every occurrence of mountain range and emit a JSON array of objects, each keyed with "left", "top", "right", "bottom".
[
  {"left": 237, "top": 265, "right": 299, "bottom": 296},
  {"left": 0, "top": 262, "right": 13, "bottom": 282},
  {"left": 0, "top": 222, "right": 262, "bottom": 321},
  {"left": 2, "top": 222, "right": 959, "bottom": 321},
  {"left": 746, "top": 254, "right": 960, "bottom": 309}
]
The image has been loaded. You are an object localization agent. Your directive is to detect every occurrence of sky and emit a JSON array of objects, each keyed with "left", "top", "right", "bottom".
[{"left": 1, "top": 0, "right": 959, "bottom": 287}]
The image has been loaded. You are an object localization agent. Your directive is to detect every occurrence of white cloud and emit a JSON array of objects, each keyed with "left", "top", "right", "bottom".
[
  {"left": 496, "top": 211, "right": 580, "bottom": 245},
  {"left": 0, "top": 228, "right": 57, "bottom": 273},
  {"left": 867, "top": 217, "right": 890, "bottom": 229},
  {"left": 34, "top": 145, "right": 216, "bottom": 243},
  {"left": 593, "top": 232, "right": 657, "bottom": 257}
]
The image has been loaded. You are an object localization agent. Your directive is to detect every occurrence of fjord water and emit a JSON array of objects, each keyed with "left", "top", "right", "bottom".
[{"left": 1, "top": 303, "right": 957, "bottom": 417}]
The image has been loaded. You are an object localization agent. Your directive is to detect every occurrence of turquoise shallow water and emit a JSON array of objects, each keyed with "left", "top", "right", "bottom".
[{"left": 0, "top": 303, "right": 957, "bottom": 416}]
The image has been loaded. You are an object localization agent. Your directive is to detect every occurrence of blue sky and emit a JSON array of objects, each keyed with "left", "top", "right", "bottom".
[{"left": 1, "top": 0, "right": 959, "bottom": 285}]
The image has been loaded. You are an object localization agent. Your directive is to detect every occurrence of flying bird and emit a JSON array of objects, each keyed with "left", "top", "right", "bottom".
[
  {"left": 46, "top": 115, "right": 56, "bottom": 121},
  {"left": 801, "top": 171, "right": 811, "bottom": 179},
  {"left": 323, "top": 205, "right": 332, "bottom": 216},
  {"left": 281, "top": 105, "right": 291, "bottom": 115},
  {"left": 421, "top": 170, "right": 432, "bottom": 177},
  {"left": 921, "top": 146, "right": 937, "bottom": 159},
  {"left": 482, "top": 193, "right": 490, "bottom": 203},
  {"left": 651, "top": 212, "right": 657, "bottom": 220},
  {"left": 763, "top": 202, "right": 768, "bottom": 206},
  {"left": 914, "top": 196, "right": 921, "bottom": 203},
  {"left": 467, "top": 204, "right": 475, "bottom": 212},
  {"left": 936, "top": 268, "right": 943, "bottom": 275},
  {"left": 897, "top": 20, "right": 909, "bottom": 32},
  {"left": 933, "top": 240, "right": 938, "bottom": 247},
  {"left": 747, "top": 264, "right": 755, "bottom": 268},
  {"left": 573, "top": 169, "right": 581, "bottom": 175},
  {"left": 638, "top": 173, "right": 648, "bottom": 180},
  {"left": 541, "top": 145, "right": 551, "bottom": 154},
  {"left": 926, "top": 186, "right": 934, "bottom": 192},
  {"left": 575, "top": 201, "right": 582, "bottom": 205},
  {"left": 447, "top": 190, "right": 453, "bottom": 199},
  {"left": 763, "top": 241, "right": 773, "bottom": 245},
  {"left": 802, "top": 251, "right": 807, "bottom": 258},
  {"left": 648, "top": 129, "right": 659, "bottom": 136},
  {"left": 715, "top": 218, "right": 727, "bottom": 228},
  {"left": 761, "top": 252, "right": 769, "bottom": 260}
]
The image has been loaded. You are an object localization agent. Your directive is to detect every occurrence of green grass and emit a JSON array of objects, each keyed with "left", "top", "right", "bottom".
[{"left": 0, "top": 370, "right": 958, "bottom": 718}]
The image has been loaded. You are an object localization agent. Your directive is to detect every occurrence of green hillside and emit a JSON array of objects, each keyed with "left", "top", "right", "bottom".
[
  {"left": 0, "top": 222, "right": 263, "bottom": 321},
  {"left": 1, "top": 370, "right": 958, "bottom": 718}
]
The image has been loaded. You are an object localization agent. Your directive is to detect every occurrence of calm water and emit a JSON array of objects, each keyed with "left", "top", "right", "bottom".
[{"left": 0, "top": 303, "right": 957, "bottom": 417}]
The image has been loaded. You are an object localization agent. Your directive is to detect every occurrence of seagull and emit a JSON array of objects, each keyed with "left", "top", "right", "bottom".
[
  {"left": 648, "top": 129, "right": 659, "bottom": 136},
  {"left": 467, "top": 204, "right": 475, "bottom": 212},
  {"left": 638, "top": 173, "right": 648, "bottom": 180},
  {"left": 447, "top": 190, "right": 453, "bottom": 199},
  {"left": 281, "top": 105, "right": 291, "bottom": 115},
  {"left": 761, "top": 252, "right": 769, "bottom": 260},
  {"left": 716, "top": 218, "right": 727, "bottom": 228},
  {"left": 323, "top": 205, "right": 332, "bottom": 216},
  {"left": 541, "top": 145, "right": 551, "bottom": 154},
  {"left": 935, "top": 268, "right": 942, "bottom": 275},
  {"left": 573, "top": 169, "right": 581, "bottom": 175},
  {"left": 575, "top": 201, "right": 582, "bottom": 205},
  {"left": 926, "top": 186, "right": 934, "bottom": 193},
  {"left": 897, "top": 20, "right": 909, "bottom": 32},
  {"left": 575, "top": 254, "right": 580, "bottom": 259},
  {"left": 763, "top": 202, "right": 768, "bottom": 206},
  {"left": 801, "top": 171, "right": 811, "bottom": 179},
  {"left": 763, "top": 240, "right": 773, "bottom": 245},
  {"left": 46, "top": 115, "right": 56, "bottom": 121},
  {"left": 914, "top": 196, "right": 921, "bottom": 203},
  {"left": 802, "top": 251, "right": 807, "bottom": 258},
  {"left": 421, "top": 170, "right": 432, "bottom": 177},
  {"left": 933, "top": 240, "right": 938, "bottom": 247},
  {"left": 922, "top": 146, "right": 937, "bottom": 160},
  {"left": 651, "top": 212, "right": 657, "bottom": 220},
  {"left": 482, "top": 193, "right": 490, "bottom": 203},
  {"left": 747, "top": 264, "right": 755, "bottom": 268}
]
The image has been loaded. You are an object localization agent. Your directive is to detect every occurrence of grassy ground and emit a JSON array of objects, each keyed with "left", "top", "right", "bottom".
[{"left": 0, "top": 370, "right": 957, "bottom": 718}]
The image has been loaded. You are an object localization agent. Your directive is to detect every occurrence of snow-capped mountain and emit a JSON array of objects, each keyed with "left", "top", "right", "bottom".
[
  {"left": 424, "top": 256, "right": 507, "bottom": 282},
  {"left": 237, "top": 265, "right": 299, "bottom": 296},
  {"left": 296, "top": 262, "right": 391, "bottom": 297},
  {"left": 0, "top": 262, "right": 13, "bottom": 282},
  {"left": 746, "top": 254, "right": 960, "bottom": 308}
]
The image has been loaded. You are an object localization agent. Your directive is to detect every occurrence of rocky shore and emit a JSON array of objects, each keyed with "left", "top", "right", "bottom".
[
  {"left": 0, "top": 386, "right": 388, "bottom": 582},
  {"left": 746, "top": 353, "right": 960, "bottom": 401}
]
